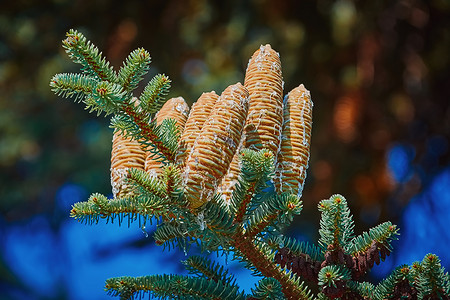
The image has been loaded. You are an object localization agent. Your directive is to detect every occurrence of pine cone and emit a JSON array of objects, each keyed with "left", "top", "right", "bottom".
[
  {"left": 110, "top": 130, "right": 146, "bottom": 198},
  {"left": 244, "top": 44, "right": 284, "bottom": 156},
  {"left": 177, "top": 91, "right": 219, "bottom": 166},
  {"left": 274, "top": 84, "right": 313, "bottom": 197},
  {"left": 184, "top": 83, "right": 249, "bottom": 209}
]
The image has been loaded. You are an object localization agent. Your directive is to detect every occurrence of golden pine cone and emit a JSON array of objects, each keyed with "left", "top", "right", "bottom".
[
  {"left": 177, "top": 91, "right": 219, "bottom": 166},
  {"left": 244, "top": 44, "right": 284, "bottom": 155},
  {"left": 184, "top": 83, "right": 249, "bottom": 209},
  {"left": 274, "top": 84, "right": 313, "bottom": 197},
  {"left": 111, "top": 130, "right": 146, "bottom": 198},
  {"left": 217, "top": 134, "right": 245, "bottom": 204},
  {"left": 144, "top": 97, "right": 189, "bottom": 176}
]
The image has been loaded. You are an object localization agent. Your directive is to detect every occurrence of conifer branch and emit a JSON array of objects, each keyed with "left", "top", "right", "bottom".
[
  {"left": 231, "top": 149, "right": 275, "bottom": 223},
  {"left": 70, "top": 192, "right": 169, "bottom": 227},
  {"left": 52, "top": 32, "right": 450, "bottom": 300},
  {"left": 183, "top": 256, "right": 238, "bottom": 287},
  {"left": 232, "top": 231, "right": 312, "bottom": 300},
  {"left": 250, "top": 277, "right": 285, "bottom": 300},
  {"left": 416, "top": 254, "right": 450, "bottom": 299},
  {"left": 50, "top": 73, "right": 98, "bottom": 102},
  {"left": 118, "top": 106, "right": 177, "bottom": 162},
  {"left": 318, "top": 265, "right": 351, "bottom": 298},
  {"left": 244, "top": 193, "right": 302, "bottom": 238},
  {"left": 105, "top": 274, "right": 246, "bottom": 300},
  {"left": 318, "top": 194, "right": 354, "bottom": 252},
  {"left": 139, "top": 74, "right": 171, "bottom": 115},
  {"left": 126, "top": 168, "right": 167, "bottom": 199},
  {"left": 117, "top": 48, "right": 151, "bottom": 92},
  {"left": 62, "top": 29, "right": 116, "bottom": 82}
]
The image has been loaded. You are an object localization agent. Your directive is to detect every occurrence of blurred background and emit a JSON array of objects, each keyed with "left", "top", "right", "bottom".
[{"left": 1, "top": 0, "right": 449, "bottom": 299}]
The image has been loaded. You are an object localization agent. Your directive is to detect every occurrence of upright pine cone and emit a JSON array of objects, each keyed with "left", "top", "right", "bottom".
[
  {"left": 144, "top": 97, "right": 189, "bottom": 177},
  {"left": 244, "top": 44, "right": 284, "bottom": 156},
  {"left": 177, "top": 91, "right": 219, "bottom": 166},
  {"left": 184, "top": 83, "right": 249, "bottom": 209},
  {"left": 274, "top": 84, "right": 313, "bottom": 197},
  {"left": 110, "top": 131, "right": 146, "bottom": 198},
  {"left": 217, "top": 134, "right": 245, "bottom": 204}
]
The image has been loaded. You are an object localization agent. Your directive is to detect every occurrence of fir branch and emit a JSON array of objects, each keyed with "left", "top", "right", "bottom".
[
  {"left": 50, "top": 73, "right": 99, "bottom": 102},
  {"left": 318, "top": 194, "right": 354, "bottom": 252},
  {"left": 245, "top": 193, "right": 302, "bottom": 238},
  {"left": 318, "top": 265, "right": 351, "bottom": 298},
  {"left": 347, "top": 221, "right": 399, "bottom": 256},
  {"left": 269, "top": 236, "right": 324, "bottom": 263},
  {"left": 250, "top": 277, "right": 285, "bottom": 300},
  {"left": 231, "top": 148, "right": 275, "bottom": 223},
  {"left": 347, "top": 281, "right": 376, "bottom": 299},
  {"left": 416, "top": 253, "right": 450, "bottom": 299},
  {"left": 183, "top": 256, "right": 238, "bottom": 288},
  {"left": 232, "top": 232, "right": 312, "bottom": 300},
  {"left": 274, "top": 247, "right": 322, "bottom": 283},
  {"left": 84, "top": 81, "right": 128, "bottom": 116},
  {"left": 153, "top": 219, "right": 196, "bottom": 250},
  {"left": 374, "top": 265, "right": 418, "bottom": 300},
  {"left": 105, "top": 274, "right": 246, "bottom": 300},
  {"left": 139, "top": 74, "right": 171, "bottom": 115},
  {"left": 126, "top": 168, "right": 167, "bottom": 199},
  {"left": 202, "top": 200, "right": 236, "bottom": 237},
  {"left": 70, "top": 192, "right": 168, "bottom": 227},
  {"left": 62, "top": 29, "right": 116, "bottom": 82},
  {"left": 117, "top": 107, "right": 177, "bottom": 162},
  {"left": 117, "top": 48, "right": 151, "bottom": 92},
  {"left": 160, "top": 164, "right": 186, "bottom": 206}
]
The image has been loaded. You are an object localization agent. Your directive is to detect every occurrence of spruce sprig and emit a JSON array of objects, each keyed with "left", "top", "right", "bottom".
[
  {"left": 318, "top": 194, "right": 354, "bottom": 251},
  {"left": 183, "top": 256, "right": 238, "bottom": 288},
  {"left": 117, "top": 48, "right": 151, "bottom": 92},
  {"left": 230, "top": 148, "right": 275, "bottom": 222},
  {"left": 251, "top": 277, "right": 285, "bottom": 299},
  {"left": 50, "top": 73, "right": 98, "bottom": 102},
  {"left": 62, "top": 29, "right": 116, "bottom": 82},
  {"left": 105, "top": 274, "right": 246, "bottom": 300}
]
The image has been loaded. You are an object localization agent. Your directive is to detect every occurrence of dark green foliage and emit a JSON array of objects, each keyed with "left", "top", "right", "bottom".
[
  {"left": 318, "top": 265, "right": 351, "bottom": 289},
  {"left": 183, "top": 256, "right": 238, "bottom": 288},
  {"left": 347, "top": 221, "right": 398, "bottom": 255},
  {"left": 416, "top": 254, "right": 450, "bottom": 299},
  {"left": 105, "top": 274, "right": 246, "bottom": 300},
  {"left": 140, "top": 74, "right": 172, "bottom": 115},
  {"left": 251, "top": 277, "right": 284, "bottom": 299},
  {"left": 318, "top": 194, "right": 354, "bottom": 251},
  {"left": 117, "top": 48, "right": 151, "bottom": 92},
  {"left": 62, "top": 29, "right": 116, "bottom": 83},
  {"left": 245, "top": 193, "right": 302, "bottom": 237},
  {"left": 229, "top": 148, "right": 275, "bottom": 221},
  {"left": 50, "top": 73, "right": 99, "bottom": 102}
]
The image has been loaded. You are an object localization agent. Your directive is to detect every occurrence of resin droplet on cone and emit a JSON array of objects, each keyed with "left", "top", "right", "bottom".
[
  {"left": 144, "top": 97, "right": 189, "bottom": 177},
  {"left": 184, "top": 83, "right": 249, "bottom": 209},
  {"left": 244, "top": 44, "right": 284, "bottom": 156},
  {"left": 274, "top": 84, "right": 313, "bottom": 197}
]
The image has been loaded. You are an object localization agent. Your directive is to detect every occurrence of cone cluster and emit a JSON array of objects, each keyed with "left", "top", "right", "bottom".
[{"left": 110, "top": 44, "right": 313, "bottom": 210}]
